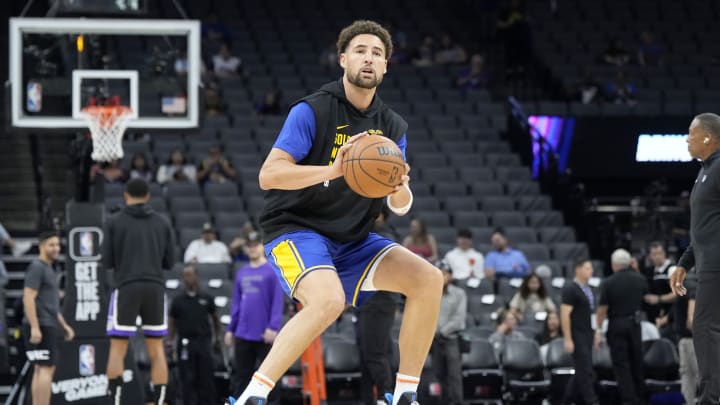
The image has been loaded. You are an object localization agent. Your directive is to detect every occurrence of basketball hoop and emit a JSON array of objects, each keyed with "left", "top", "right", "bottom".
[{"left": 81, "top": 105, "right": 133, "bottom": 162}]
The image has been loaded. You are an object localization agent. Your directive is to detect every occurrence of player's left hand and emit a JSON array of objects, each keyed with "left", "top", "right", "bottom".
[
  {"left": 327, "top": 131, "right": 368, "bottom": 180},
  {"left": 64, "top": 325, "right": 75, "bottom": 341}
]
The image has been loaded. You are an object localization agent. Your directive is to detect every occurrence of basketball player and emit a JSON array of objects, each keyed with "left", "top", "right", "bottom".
[
  {"left": 227, "top": 20, "right": 444, "bottom": 405},
  {"left": 23, "top": 231, "right": 75, "bottom": 405},
  {"left": 103, "top": 178, "right": 176, "bottom": 405}
]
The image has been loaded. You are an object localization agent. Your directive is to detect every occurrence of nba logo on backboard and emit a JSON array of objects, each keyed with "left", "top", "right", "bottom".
[
  {"left": 69, "top": 227, "right": 103, "bottom": 261},
  {"left": 79, "top": 344, "right": 95, "bottom": 376},
  {"left": 79, "top": 231, "right": 94, "bottom": 257},
  {"left": 26, "top": 81, "right": 42, "bottom": 113}
]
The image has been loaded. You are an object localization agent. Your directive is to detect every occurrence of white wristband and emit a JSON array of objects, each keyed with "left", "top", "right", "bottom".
[{"left": 387, "top": 183, "right": 413, "bottom": 215}]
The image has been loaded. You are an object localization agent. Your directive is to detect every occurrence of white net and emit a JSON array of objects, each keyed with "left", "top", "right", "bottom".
[{"left": 81, "top": 106, "right": 133, "bottom": 162}]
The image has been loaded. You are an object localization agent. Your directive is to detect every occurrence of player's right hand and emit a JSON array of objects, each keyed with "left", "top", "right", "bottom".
[
  {"left": 30, "top": 327, "right": 42, "bottom": 344},
  {"left": 670, "top": 266, "right": 687, "bottom": 296},
  {"left": 327, "top": 131, "right": 368, "bottom": 180},
  {"left": 564, "top": 338, "right": 574, "bottom": 354}
]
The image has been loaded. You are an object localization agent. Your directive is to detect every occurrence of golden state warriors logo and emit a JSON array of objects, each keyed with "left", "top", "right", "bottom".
[{"left": 327, "top": 127, "right": 385, "bottom": 166}]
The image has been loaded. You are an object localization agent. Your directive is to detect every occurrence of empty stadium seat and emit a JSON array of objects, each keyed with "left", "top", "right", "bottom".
[
  {"left": 461, "top": 339, "right": 504, "bottom": 402},
  {"left": 527, "top": 211, "right": 564, "bottom": 227},
  {"left": 551, "top": 242, "right": 589, "bottom": 261},
  {"left": 517, "top": 243, "right": 551, "bottom": 261},
  {"left": 443, "top": 196, "right": 476, "bottom": 211},
  {"left": 481, "top": 197, "right": 516, "bottom": 212},
  {"left": 471, "top": 181, "right": 505, "bottom": 196},
  {"left": 453, "top": 211, "right": 489, "bottom": 227},
  {"left": 491, "top": 211, "right": 526, "bottom": 227},
  {"left": 207, "top": 196, "right": 243, "bottom": 214},
  {"left": 538, "top": 226, "right": 576, "bottom": 243},
  {"left": 502, "top": 339, "right": 551, "bottom": 401},
  {"left": 504, "top": 227, "right": 538, "bottom": 244},
  {"left": 166, "top": 183, "right": 202, "bottom": 198},
  {"left": 174, "top": 212, "right": 210, "bottom": 229}
]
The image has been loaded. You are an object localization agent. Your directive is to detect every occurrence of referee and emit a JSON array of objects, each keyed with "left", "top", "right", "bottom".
[
  {"left": 671, "top": 112, "right": 720, "bottom": 405},
  {"left": 103, "top": 178, "right": 176, "bottom": 405}
]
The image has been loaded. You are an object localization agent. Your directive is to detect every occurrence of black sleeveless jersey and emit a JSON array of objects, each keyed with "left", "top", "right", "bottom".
[{"left": 260, "top": 80, "right": 408, "bottom": 243}]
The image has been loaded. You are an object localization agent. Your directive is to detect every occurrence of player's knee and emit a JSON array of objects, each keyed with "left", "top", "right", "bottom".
[
  {"left": 35, "top": 366, "right": 55, "bottom": 382},
  {"left": 307, "top": 293, "right": 346, "bottom": 323},
  {"left": 409, "top": 263, "right": 443, "bottom": 296}
]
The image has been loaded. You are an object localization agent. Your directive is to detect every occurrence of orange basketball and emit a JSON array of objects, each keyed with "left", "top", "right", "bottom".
[{"left": 342, "top": 135, "right": 406, "bottom": 198}]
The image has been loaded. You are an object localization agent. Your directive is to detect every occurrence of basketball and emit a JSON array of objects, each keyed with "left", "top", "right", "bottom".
[{"left": 342, "top": 135, "right": 406, "bottom": 198}]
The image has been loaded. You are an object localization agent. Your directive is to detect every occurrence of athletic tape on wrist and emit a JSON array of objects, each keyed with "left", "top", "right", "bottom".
[{"left": 387, "top": 183, "right": 413, "bottom": 215}]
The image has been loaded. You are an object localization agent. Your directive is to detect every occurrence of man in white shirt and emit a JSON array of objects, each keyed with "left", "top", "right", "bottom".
[
  {"left": 184, "top": 223, "right": 232, "bottom": 263},
  {"left": 212, "top": 43, "right": 242, "bottom": 78},
  {"left": 443, "top": 228, "right": 484, "bottom": 285}
]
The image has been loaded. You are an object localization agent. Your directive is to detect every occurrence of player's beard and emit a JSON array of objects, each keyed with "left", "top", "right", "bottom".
[{"left": 349, "top": 69, "right": 382, "bottom": 89}]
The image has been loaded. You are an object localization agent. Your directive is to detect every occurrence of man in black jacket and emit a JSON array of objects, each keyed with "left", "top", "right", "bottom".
[
  {"left": 103, "top": 178, "right": 176, "bottom": 405},
  {"left": 671, "top": 112, "right": 720, "bottom": 405},
  {"left": 596, "top": 249, "right": 649, "bottom": 405}
]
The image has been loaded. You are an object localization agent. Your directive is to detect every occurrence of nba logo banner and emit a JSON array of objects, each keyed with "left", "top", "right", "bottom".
[{"left": 79, "top": 344, "right": 95, "bottom": 376}]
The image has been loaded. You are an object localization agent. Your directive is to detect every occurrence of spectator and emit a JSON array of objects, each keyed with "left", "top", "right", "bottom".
[
  {"left": 509, "top": 273, "right": 556, "bottom": 322},
  {"left": 212, "top": 43, "right": 242, "bottom": 78},
  {"left": 642, "top": 241, "right": 676, "bottom": 322},
  {"left": 92, "top": 159, "right": 126, "bottom": 184},
  {"left": 602, "top": 38, "right": 630, "bottom": 67},
  {"left": 434, "top": 34, "right": 467, "bottom": 65},
  {"left": 157, "top": 149, "right": 197, "bottom": 184},
  {"left": 484, "top": 229, "right": 531, "bottom": 279},
  {"left": 128, "top": 152, "right": 154, "bottom": 183},
  {"left": 184, "top": 223, "right": 231, "bottom": 264},
  {"left": 319, "top": 42, "right": 339, "bottom": 69},
  {"left": 605, "top": 71, "right": 636, "bottom": 105},
  {"left": 196, "top": 144, "right": 237, "bottom": 184},
  {"left": 637, "top": 30, "right": 664, "bottom": 66},
  {"left": 488, "top": 309, "right": 525, "bottom": 355},
  {"left": 431, "top": 260, "right": 466, "bottom": 405},
  {"left": 202, "top": 13, "right": 231, "bottom": 45},
  {"left": 456, "top": 54, "right": 490, "bottom": 91},
  {"left": 595, "top": 249, "right": 649, "bottom": 405},
  {"left": 389, "top": 38, "right": 412, "bottom": 65},
  {"left": 535, "top": 311, "right": 562, "bottom": 346},
  {"left": 560, "top": 258, "right": 600, "bottom": 405},
  {"left": 412, "top": 35, "right": 435, "bottom": 67},
  {"left": 168, "top": 266, "right": 221, "bottom": 405},
  {"left": 224, "top": 231, "right": 284, "bottom": 394},
  {"left": 443, "top": 228, "right": 484, "bottom": 285},
  {"left": 256, "top": 90, "right": 283, "bottom": 116},
  {"left": 574, "top": 72, "right": 602, "bottom": 104},
  {"left": 496, "top": 0, "right": 533, "bottom": 76},
  {"left": 205, "top": 86, "right": 228, "bottom": 117},
  {"left": 229, "top": 222, "right": 259, "bottom": 263},
  {"left": 402, "top": 217, "right": 438, "bottom": 262}
]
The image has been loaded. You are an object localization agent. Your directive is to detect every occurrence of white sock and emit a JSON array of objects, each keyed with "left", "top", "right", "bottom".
[
  {"left": 236, "top": 372, "right": 275, "bottom": 403},
  {"left": 391, "top": 373, "right": 419, "bottom": 405}
]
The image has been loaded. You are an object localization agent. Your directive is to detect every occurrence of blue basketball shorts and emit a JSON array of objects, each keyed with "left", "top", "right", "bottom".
[{"left": 264, "top": 230, "right": 399, "bottom": 307}]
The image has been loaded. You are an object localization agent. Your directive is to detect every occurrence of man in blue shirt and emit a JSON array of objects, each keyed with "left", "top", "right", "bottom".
[{"left": 484, "top": 229, "right": 530, "bottom": 279}]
